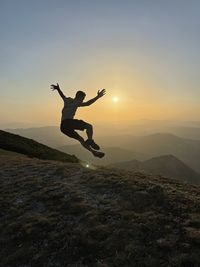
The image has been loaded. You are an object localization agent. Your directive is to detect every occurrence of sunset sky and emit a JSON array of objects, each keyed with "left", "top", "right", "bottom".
[{"left": 1, "top": 0, "right": 200, "bottom": 127}]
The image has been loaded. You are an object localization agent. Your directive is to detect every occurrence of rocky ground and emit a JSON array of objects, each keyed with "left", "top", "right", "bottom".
[{"left": 0, "top": 154, "right": 200, "bottom": 267}]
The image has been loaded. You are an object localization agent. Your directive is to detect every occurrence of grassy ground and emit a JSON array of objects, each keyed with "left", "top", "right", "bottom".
[{"left": 0, "top": 154, "right": 200, "bottom": 267}]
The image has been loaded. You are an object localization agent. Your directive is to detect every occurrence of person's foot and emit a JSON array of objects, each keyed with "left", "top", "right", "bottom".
[
  {"left": 92, "top": 150, "right": 105, "bottom": 158},
  {"left": 85, "top": 139, "right": 100, "bottom": 150}
]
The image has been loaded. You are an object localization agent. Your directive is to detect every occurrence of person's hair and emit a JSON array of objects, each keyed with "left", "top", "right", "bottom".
[{"left": 75, "top": 90, "right": 86, "bottom": 99}]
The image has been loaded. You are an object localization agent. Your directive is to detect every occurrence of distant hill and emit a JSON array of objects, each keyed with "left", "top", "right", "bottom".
[
  {"left": 110, "top": 154, "right": 200, "bottom": 184},
  {"left": 0, "top": 154, "right": 199, "bottom": 266},
  {"left": 0, "top": 130, "right": 78, "bottom": 163},
  {"left": 58, "top": 144, "right": 149, "bottom": 165}
]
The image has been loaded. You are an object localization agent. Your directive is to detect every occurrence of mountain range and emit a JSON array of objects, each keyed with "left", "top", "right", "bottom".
[
  {"left": 4, "top": 120, "right": 200, "bottom": 140},
  {"left": 6, "top": 126, "right": 200, "bottom": 172}
]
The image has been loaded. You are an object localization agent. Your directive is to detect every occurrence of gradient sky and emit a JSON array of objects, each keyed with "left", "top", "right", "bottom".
[{"left": 0, "top": 0, "right": 200, "bottom": 127}]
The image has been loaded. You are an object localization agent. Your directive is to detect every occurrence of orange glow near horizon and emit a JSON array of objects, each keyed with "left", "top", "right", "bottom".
[
  {"left": 1, "top": 79, "right": 200, "bottom": 127},
  {"left": 1, "top": 54, "right": 200, "bottom": 126}
]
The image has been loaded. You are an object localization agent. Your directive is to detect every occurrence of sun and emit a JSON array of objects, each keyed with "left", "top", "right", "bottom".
[{"left": 113, "top": 96, "right": 119, "bottom": 102}]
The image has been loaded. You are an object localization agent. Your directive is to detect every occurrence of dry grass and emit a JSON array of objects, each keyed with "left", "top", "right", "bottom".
[{"left": 0, "top": 154, "right": 200, "bottom": 267}]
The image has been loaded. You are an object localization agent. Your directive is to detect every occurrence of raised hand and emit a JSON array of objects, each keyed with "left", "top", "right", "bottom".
[
  {"left": 51, "top": 83, "right": 60, "bottom": 91},
  {"left": 97, "top": 89, "right": 106, "bottom": 98}
]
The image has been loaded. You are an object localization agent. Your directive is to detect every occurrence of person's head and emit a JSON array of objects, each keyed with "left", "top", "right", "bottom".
[{"left": 75, "top": 90, "right": 86, "bottom": 102}]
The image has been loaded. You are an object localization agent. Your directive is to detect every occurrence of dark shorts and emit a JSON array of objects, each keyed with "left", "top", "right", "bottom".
[{"left": 60, "top": 119, "right": 89, "bottom": 140}]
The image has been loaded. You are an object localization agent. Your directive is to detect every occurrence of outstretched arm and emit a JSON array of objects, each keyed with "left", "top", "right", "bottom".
[
  {"left": 51, "top": 83, "right": 66, "bottom": 100},
  {"left": 79, "top": 89, "right": 106, "bottom": 106}
]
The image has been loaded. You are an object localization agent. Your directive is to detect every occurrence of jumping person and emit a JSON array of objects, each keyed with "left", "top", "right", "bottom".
[{"left": 51, "top": 83, "right": 106, "bottom": 158}]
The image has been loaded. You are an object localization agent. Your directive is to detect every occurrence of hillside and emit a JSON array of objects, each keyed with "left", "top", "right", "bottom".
[
  {"left": 110, "top": 155, "right": 200, "bottom": 184},
  {"left": 0, "top": 130, "right": 78, "bottom": 163},
  {"left": 0, "top": 154, "right": 200, "bottom": 267}
]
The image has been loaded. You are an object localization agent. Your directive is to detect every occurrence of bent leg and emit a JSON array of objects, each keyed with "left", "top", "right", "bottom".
[
  {"left": 84, "top": 122, "right": 100, "bottom": 150},
  {"left": 85, "top": 123, "right": 93, "bottom": 140}
]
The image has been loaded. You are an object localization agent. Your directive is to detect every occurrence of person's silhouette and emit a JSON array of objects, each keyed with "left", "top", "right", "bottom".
[{"left": 51, "top": 83, "right": 106, "bottom": 158}]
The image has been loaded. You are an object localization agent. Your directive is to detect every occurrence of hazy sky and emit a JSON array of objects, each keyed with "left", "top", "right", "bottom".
[{"left": 1, "top": 0, "right": 200, "bottom": 127}]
